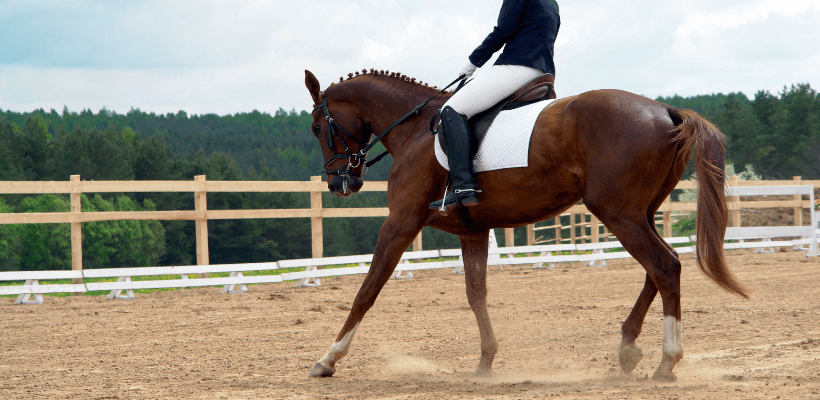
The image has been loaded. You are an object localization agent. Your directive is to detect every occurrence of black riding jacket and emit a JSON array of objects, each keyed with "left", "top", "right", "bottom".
[{"left": 468, "top": 0, "right": 561, "bottom": 76}]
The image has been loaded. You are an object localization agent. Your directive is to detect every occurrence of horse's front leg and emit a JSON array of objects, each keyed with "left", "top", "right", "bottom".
[
  {"left": 309, "top": 214, "right": 422, "bottom": 377},
  {"left": 459, "top": 230, "right": 498, "bottom": 376}
]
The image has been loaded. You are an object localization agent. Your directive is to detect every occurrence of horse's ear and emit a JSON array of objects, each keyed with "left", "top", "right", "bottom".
[{"left": 305, "top": 70, "right": 322, "bottom": 105}]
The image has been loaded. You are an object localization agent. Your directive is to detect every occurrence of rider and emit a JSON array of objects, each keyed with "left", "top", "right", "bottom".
[{"left": 430, "top": 0, "right": 561, "bottom": 212}]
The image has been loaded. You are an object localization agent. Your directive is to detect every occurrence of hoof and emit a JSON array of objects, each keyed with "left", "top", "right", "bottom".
[
  {"left": 652, "top": 369, "right": 677, "bottom": 382},
  {"left": 308, "top": 363, "right": 335, "bottom": 378},
  {"left": 474, "top": 368, "right": 495, "bottom": 378},
  {"left": 619, "top": 344, "right": 643, "bottom": 373}
]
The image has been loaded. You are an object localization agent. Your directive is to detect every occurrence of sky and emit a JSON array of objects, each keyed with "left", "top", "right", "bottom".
[{"left": 1, "top": 0, "right": 819, "bottom": 116}]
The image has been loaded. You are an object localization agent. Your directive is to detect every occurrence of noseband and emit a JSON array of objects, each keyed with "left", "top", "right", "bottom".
[
  {"left": 312, "top": 92, "right": 368, "bottom": 178},
  {"left": 311, "top": 76, "right": 467, "bottom": 179}
]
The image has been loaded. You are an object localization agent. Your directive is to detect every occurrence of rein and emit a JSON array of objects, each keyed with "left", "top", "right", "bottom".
[{"left": 311, "top": 76, "right": 465, "bottom": 177}]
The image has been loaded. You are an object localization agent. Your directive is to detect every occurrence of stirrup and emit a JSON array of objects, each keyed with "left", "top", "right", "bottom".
[
  {"left": 429, "top": 187, "right": 481, "bottom": 214},
  {"left": 454, "top": 189, "right": 481, "bottom": 207}
]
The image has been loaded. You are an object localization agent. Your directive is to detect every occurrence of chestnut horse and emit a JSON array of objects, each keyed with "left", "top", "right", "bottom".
[{"left": 303, "top": 69, "right": 748, "bottom": 382}]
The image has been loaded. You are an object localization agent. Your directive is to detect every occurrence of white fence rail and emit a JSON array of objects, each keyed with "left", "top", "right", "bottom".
[
  {"left": 3, "top": 185, "right": 817, "bottom": 304},
  {"left": 723, "top": 185, "right": 817, "bottom": 257},
  {"left": 3, "top": 231, "right": 817, "bottom": 305}
]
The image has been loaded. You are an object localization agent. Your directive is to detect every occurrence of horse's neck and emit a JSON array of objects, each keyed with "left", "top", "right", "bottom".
[{"left": 360, "top": 84, "right": 447, "bottom": 155}]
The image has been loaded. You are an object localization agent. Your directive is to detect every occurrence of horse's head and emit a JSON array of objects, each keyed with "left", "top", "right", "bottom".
[{"left": 305, "top": 70, "right": 369, "bottom": 197}]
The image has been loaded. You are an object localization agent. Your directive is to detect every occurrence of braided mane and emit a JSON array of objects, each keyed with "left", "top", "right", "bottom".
[{"left": 330, "top": 68, "right": 444, "bottom": 91}]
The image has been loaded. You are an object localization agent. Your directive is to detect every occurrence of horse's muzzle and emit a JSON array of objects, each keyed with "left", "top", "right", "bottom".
[{"left": 328, "top": 175, "right": 363, "bottom": 197}]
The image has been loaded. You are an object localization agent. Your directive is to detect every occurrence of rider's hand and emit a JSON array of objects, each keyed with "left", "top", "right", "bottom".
[{"left": 459, "top": 62, "right": 477, "bottom": 79}]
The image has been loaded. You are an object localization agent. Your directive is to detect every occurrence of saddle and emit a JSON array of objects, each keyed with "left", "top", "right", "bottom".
[{"left": 436, "top": 74, "right": 556, "bottom": 156}]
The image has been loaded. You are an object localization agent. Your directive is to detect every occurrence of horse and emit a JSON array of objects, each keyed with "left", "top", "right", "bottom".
[{"left": 302, "top": 68, "right": 748, "bottom": 382}]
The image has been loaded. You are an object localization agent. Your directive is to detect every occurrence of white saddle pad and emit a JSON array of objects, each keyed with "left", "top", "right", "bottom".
[{"left": 435, "top": 99, "right": 556, "bottom": 172}]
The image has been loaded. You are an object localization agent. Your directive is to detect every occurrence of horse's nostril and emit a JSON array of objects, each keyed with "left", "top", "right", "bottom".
[{"left": 328, "top": 179, "right": 346, "bottom": 194}]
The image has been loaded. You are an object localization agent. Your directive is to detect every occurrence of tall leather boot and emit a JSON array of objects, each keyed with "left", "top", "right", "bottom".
[{"left": 429, "top": 106, "right": 479, "bottom": 212}]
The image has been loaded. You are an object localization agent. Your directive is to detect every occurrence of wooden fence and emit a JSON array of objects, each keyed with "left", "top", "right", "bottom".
[
  {"left": 1, "top": 175, "right": 818, "bottom": 281},
  {"left": 519, "top": 176, "right": 818, "bottom": 248}
]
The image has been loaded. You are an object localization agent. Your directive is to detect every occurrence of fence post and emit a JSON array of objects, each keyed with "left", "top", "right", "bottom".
[
  {"left": 591, "top": 214, "right": 600, "bottom": 243},
  {"left": 663, "top": 196, "right": 672, "bottom": 238},
  {"left": 731, "top": 176, "right": 741, "bottom": 228},
  {"left": 194, "top": 175, "right": 209, "bottom": 278},
  {"left": 70, "top": 175, "right": 83, "bottom": 295},
  {"left": 526, "top": 224, "right": 535, "bottom": 256},
  {"left": 413, "top": 233, "right": 423, "bottom": 252},
  {"left": 570, "top": 213, "right": 578, "bottom": 253},
  {"left": 526, "top": 224, "right": 535, "bottom": 246},
  {"left": 505, "top": 228, "right": 514, "bottom": 247},
  {"left": 794, "top": 176, "right": 803, "bottom": 227},
  {"left": 555, "top": 216, "right": 561, "bottom": 245},
  {"left": 311, "top": 176, "right": 323, "bottom": 258}
]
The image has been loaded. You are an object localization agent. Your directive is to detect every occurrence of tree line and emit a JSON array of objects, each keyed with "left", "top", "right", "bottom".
[
  {"left": 658, "top": 83, "right": 820, "bottom": 179},
  {"left": 0, "top": 106, "right": 446, "bottom": 271},
  {"left": 1, "top": 82, "right": 818, "bottom": 271}
]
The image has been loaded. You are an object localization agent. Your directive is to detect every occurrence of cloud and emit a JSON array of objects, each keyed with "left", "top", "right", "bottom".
[
  {"left": 0, "top": 1, "right": 306, "bottom": 71},
  {"left": 554, "top": 1, "right": 683, "bottom": 94},
  {"left": 654, "top": 1, "right": 820, "bottom": 96},
  {"left": 0, "top": 0, "right": 819, "bottom": 115},
  {"left": 556, "top": 0, "right": 820, "bottom": 98}
]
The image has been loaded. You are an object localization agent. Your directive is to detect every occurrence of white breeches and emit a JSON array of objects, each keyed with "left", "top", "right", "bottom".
[{"left": 444, "top": 64, "right": 544, "bottom": 118}]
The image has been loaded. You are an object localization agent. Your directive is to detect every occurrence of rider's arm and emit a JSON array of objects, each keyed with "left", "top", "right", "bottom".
[{"left": 468, "top": 0, "right": 526, "bottom": 68}]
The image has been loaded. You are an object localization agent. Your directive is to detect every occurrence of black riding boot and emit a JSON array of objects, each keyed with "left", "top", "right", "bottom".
[{"left": 429, "top": 106, "right": 479, "bottom": 212}]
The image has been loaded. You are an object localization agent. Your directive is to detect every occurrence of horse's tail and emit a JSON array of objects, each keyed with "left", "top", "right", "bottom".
[{"left": 670, "top": 108, "right": 750, "bottom": 299}]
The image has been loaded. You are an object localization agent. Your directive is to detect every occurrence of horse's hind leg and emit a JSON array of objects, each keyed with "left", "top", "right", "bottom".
[
  {"left": 594, "top": 211, "right": 683, "bottom": 382},
  {"left": 619, "top": 274, "right": 657, "bottom": 373},
  {"left": 459, "top": 230, "right": 498, "bottom": 376},
  {"left": 619, "top": 186, "right": 683, "bottom": 373}
]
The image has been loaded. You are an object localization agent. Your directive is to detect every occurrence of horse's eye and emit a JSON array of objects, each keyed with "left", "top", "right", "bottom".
[{"left": 312, "top": 125, "right": 320, "bottom": 135}]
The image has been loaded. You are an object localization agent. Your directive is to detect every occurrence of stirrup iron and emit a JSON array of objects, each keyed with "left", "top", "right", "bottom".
[{"left": 454, "top": 189, "right": 481, "bottom": 194}]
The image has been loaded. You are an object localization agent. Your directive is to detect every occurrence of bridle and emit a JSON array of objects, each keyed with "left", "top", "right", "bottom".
[
  {"left": 310, "top": 76, "right": 466, "bottom": 179},
  {"left": 311, "top": 92, "right": 368, "bottom": 178}
]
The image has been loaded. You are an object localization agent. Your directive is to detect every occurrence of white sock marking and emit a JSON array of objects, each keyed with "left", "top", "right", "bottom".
[
  {"left": 662, "top": 316, "right": 682, "bottom": 357},
  {"left": 318, "top": 323, "right": 359, "bottom": 368}
]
